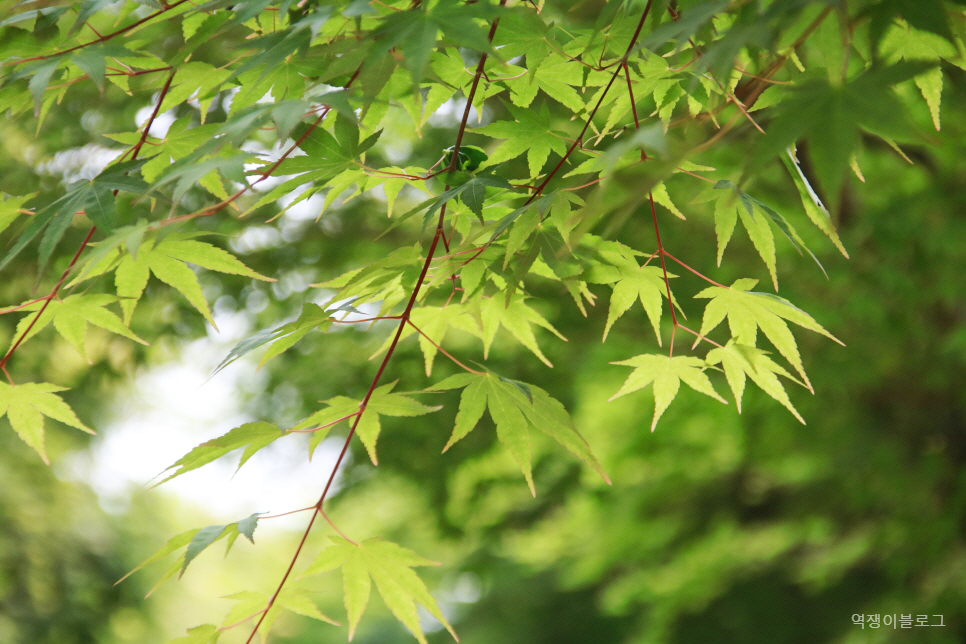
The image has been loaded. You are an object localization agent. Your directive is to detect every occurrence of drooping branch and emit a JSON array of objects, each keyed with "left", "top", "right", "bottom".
[
  {"left": 242, "top": 4, "right": 509, "bottom": 640},
  {"left": 0, "top": 70, "right": 177, "bottom": 382},
  {"left": 3, "top": 0, "right": 195, "bottom": 67}
]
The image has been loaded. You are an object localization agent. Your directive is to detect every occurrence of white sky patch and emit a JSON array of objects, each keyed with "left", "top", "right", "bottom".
[
  {"left": 37, "top": 144, "right": 124, "bottom": 183},
  {"left": 61, "top": 308, "right": 347, "bottom": 530},
  {"left": 135, "top": 105, "right": 176, "bottom": 138},
  {"left": 428, "top": 98, "right": 492, "bottom": 129}
]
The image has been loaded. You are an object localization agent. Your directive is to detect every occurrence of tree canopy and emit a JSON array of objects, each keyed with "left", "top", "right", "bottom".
[{"left": 1, "top": 0, "right": 965, "bottom": 642}]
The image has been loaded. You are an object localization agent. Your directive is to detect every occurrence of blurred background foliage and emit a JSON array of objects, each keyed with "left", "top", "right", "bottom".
[{"left": 1, "top": 0, "right": 964, "bottom": 642}]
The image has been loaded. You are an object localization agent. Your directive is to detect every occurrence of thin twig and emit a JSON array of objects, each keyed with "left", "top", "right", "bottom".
[
  {"left": 4, "top": 0, "right": 194, "bottom": 67},
  {"left": 662, "top": 250, "right": 729, "bottom": 289},
  {"left": 243, "top": 5, "right": 511, "bottom": 638},
  {"left": 406, "top": 320, "right": 485, "bottom": 375},
  {"left": 321, "top": 510, "right": 358, "bottom": 545}
]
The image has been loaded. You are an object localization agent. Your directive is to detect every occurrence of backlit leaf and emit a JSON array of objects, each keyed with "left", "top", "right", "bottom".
[
  {"left": 10, "top": 294, "right": 148, "bottom": 361},
  {"left": 156, "top": 422, "right": 284, "bottom": 486},
  {"left": 0, "top": 381, "right": 93, "bottom": 464},
  {"left": 428, "top": 371, "right": 607, "bottom": 493},
  {"left": 695, "top": 279, "right": 843, "bottom": 389},
  {"left": 300, "top": 537, "right": 455, "bottom": 644},
  {"left": 609, "top": 354, "right": 727, "bottom": 431},
  {"left": 706, "top": 341, "right": 806, "bottom": 423}
]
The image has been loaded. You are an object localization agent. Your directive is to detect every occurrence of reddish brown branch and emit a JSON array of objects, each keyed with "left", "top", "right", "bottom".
[
  {"left": 0, "top": 226, "right": 98, "bottom": 377},
  {"left": 122, "top": 71, "right": 176, "bottom": 163},
  {"left": 243, "top": 4, "right": 510, "bottom": 638},
  {"left": 406, "top": 320, "right": 485, "bottom": 375},
  {"left": 4, "top": 0, "right": 194, "bottom": 67},
  {"left": 662, "top": 250, "right": 729, "bottom": 289},
  {"left": 160, "top": 66, "right": 363, "bottom": 228},
  {"left": 648, "top": 192, "right": 678, "bottom": 356},
  {"left": 0, "top": 71, "right": 176, "bottom": 380}
]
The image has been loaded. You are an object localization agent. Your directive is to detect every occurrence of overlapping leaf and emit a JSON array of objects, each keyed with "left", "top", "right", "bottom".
[
  {"left": 751, "top": 62, "right": 930, "bottom": 203},
  {"left": 300, "top": 536, "right": 453, "bottom": 643},
  {"left": 0, "top": 160, "right": 146, "bottom": 274},
  {"left": 428, "top": 371, "right": 608, "bottom": 494},
  {"left": 706, "top": 341, "right": 806, "bottom": 423},
  {"left": 290, "top": 382, "right": 441, "bottom": 465},
  {"left": 694, "top": 279, "right": 843, "bottom": 389},
  {"left": 9, "top": 293, "right": 148, "bottom": 360}
]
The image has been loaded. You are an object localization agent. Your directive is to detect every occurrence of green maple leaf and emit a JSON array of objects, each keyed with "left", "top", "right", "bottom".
[
  {"left": 506, "top": 55, "right": 586, "bottom": 113},
  {"left": 222, "top": 588, "right": 338, "bottom": 637},
  {"left": 290, "top": 382, "right": 441, "bottom": 465},
  {"left": 10, "top": 293, "right": 148, "bottom": 360},
  {"left": 428, "top": 371, "right": 609, "bottom": 494},
  {"left": 694, "top": 279, "right": 843, "bottom": 389},
  {"left": 118, "top": 513, "right": 270, "bottom": 596},
  {"left": 585, "top": 255, "right": 678, "bottom": 344},
  {"left": 212, "top": 302, "right": 335, "bottom": 377},
  {"left": 451, "top": 173, "right": 514, "bottom": 221},
  {"left": 695, "top": 180, "right": 778, "bottom": 289},
  {"left": 113, "top": 233, "right": 275, "bottom": 327},
  {"left": 706, "top": 341, "right": 806, "bottom": 423},
  {"left": 155, "top": 422, "right": 284, "bottom": 486},
  {"left": 476, "top": 101, "right": 568, "bottom": 178},
  {"left": 609, "top": 354, "right": 727, "bottom": 431},
  {"left": 752, "top": 62, "right": 929, "bottom": 203},
  {"left": 179, "top": 512, "right": 264, "bottom": 578},
  {"left": 492, "top": 9, "right": 554, "bottom": 67},
  {"left": 271, "top": 116, "right": 379, "bottom": 185},
  {"left": 881, "top": 21, "right": 965, "bottom": 131},
  {"left": 478, "top": 294, "right": 567, "bottom": 368},
  {"left": 0, "top": 381, "right": 93, "bottom": 464},
  {"left": 696, "top": 179, "right": 831, "bottom": 286},
  {"left": 300, "top": 537, "right": 455, "bottom": 644},
  {"left": 164, "top": 624, "right": 220, "bottom": 644},
  {"left": 0, "top": 160, "right": 146, "bottom": 274},
  {"left": 0, "top": 192, "right": 34, "bottom": 237},
  {"left": 866, "top": 0, "right": 956, "bottom": 51}
]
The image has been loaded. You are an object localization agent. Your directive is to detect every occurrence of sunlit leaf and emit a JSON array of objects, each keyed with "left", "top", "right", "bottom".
[
  {"left": 300, "top": 537, "right": 455, "bottom": 644},
  {"left": 427, "top": 370, "right": 608, "bottom": 493},
  {"left": 706, "top": 341, "right": 806, "bottom": 422},
  {"left": 695, "top": 279, "right": 843, "bottom": 389},
  {"left": 156, "top": 422, "right": 284, "bottom": 486},
  {"left": 609, "top": 354, "right": 727, "bottom": 431},
  {"left": 0, "top": 381, "right": 93, "bottom": 464}
]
